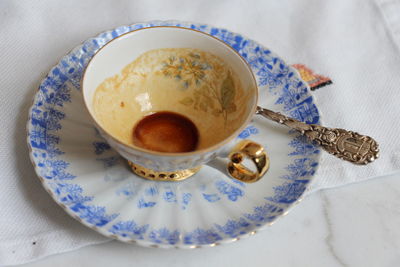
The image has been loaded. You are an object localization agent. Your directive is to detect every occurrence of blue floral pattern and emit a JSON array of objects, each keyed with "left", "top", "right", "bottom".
[
  {"left": 181, "top": 193, "right": 192, "bottom": 210},
  {"left": 214, "top": 219, "right": 251, "bottom": 238},
  {"left": 281, "top": 158, "right": 319, "bottom": 181},
  {"left": 202, "top": 193, "right": 221, "bottom": 203},
  {"left": 27, "top": 21, "right": 320, "bottom": 247},
  {"left": 238, "top": 125, "right": 259, "bottom": 139},
  {"left": 163, "top": 190, "right": 178, "bottom": 203},
  {"left": 149, "top": 228, "right": 180, "bottom": 244},
  {"left": 244, "top": 203, "right": 284, "bottom": 226},
  {"left": 215, "top": 180, "right": 244, "bottom": 201},
  {"left": 92, "top": 141, "right": 111, "bottom": 155},
  {"left": 288, "top": 135, "right": 319, "bottom": 156},
  {"left": 184, "top": 228, "right": 222, "bottom": 245},
  {"left": 266, "top": 180, "right": 309, "bottom": 204},
  {"left": 109, "top": 221, "right": 149, "bottom": 239},
  {"left": 138, "top": 198, "right": 157, "bottom": 209},
  {"left": 29, "top": 79, "right": 119, "bottom": 227}
]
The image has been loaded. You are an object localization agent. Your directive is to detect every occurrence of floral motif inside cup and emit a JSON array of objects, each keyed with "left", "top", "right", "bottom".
[{"left": 93, "top": 47, "right": 252, "bottom": 152}]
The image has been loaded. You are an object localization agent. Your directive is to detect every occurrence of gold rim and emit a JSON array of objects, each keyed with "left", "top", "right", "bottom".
[{"left": 81, "top": 25, "right": 259, "bottom": 157}]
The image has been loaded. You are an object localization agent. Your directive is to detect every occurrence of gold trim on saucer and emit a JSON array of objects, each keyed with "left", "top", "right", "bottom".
[{"left": 128, "top": 161, "right": 201, "bottom": 181}]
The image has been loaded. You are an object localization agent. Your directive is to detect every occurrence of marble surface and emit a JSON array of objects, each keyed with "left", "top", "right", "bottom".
[{"left": 19, "top": 172, "right": 400, "bottom": 267}]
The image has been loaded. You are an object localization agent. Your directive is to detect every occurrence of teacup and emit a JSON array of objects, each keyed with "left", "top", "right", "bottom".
[{"left": 82, "top": 26, "right": 269, "bottom": 182}]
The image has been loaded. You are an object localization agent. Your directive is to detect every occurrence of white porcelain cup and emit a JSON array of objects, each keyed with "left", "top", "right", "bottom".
[{"left": 82, "top": 26, "right": 269, "bottom": 182}]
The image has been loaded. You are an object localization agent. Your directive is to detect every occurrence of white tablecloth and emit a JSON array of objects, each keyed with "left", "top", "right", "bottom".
[{"left": 1, "top": 0, "right": 399, "bottom": 265}]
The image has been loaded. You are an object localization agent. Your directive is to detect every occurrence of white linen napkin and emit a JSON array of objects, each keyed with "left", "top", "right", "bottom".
[{"left": 1, "top": 0, "right": 400, "bottom": 265}]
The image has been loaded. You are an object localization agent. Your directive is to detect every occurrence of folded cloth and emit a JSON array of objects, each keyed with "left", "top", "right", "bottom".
[
  {"left": 303, "top": 0, "right": 400, "bottom": 191},
  {"left": 1, "top": 0, "right": 399, "bottom": 265}
]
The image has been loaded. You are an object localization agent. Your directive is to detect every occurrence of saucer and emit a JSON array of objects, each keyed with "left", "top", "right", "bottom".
[{"left": 27, "top": 21, "right": 320, "bottom": 248}]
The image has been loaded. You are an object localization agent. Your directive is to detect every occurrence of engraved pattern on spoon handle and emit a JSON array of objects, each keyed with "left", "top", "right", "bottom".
[{"left": 256, "top": 106, "right": 379, "bottom": 165}]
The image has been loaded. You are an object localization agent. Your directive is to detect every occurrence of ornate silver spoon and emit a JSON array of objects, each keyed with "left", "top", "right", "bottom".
[{"left": 256, "top": 106, "right": 379, "bottom": 165}]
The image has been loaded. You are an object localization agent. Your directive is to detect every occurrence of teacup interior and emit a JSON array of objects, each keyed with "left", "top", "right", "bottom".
[{"left": 83, "top": 27, "right": 257, "bottom": 152}]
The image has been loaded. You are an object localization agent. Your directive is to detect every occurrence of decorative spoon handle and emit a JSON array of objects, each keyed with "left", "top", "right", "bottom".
[{"left": 256, "top": 106, "right": 379, "bottom": 165}]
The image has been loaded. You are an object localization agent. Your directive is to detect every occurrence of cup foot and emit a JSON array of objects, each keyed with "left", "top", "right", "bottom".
[{"left": 127, "top": 161, "right": 201, "bottom": 181}]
